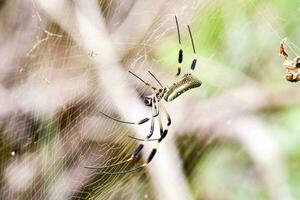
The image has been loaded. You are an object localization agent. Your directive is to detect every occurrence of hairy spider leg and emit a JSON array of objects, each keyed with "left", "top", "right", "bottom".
[
  {"left": 187, "top": 25, "right": 197, "bottom": 72},
  {"left": 175, "top": 15, "right": 183, "bottom": 76}
]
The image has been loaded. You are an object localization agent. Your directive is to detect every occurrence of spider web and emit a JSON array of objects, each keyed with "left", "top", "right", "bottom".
[{"left": 0, "top": 0, "right": 299, "bottom": 200}]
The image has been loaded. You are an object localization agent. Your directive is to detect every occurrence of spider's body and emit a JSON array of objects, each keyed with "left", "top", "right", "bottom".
[
  {"left": 144, "top": 73, "right": 201, "bottom": 106},
  {"left": 164, "top": 73, "right": 202, "bottom": 102},
  {"left": 144, "top": 88, "right": 166, "bottom": 107},
  {"left": 85, "top": 16, "right": 201, "bottom": 175}
]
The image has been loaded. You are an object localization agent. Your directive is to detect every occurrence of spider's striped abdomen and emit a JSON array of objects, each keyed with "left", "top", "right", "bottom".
[{"left": 164, "top": 73, "right": 201, "bottom": 102}]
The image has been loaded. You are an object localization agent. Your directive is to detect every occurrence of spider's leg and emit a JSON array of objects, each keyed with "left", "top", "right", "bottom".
[
  {"left": 128, "top": 96, "right": 160, "bottom": 141},
  {"left": 157, "top": 103, "right": 171, "bottom": 142},
  {"left": 87, "top": 131, "right": 160, "bottom": 174},
  {"left": 100, "top": 104, "right": 168, "bottom": 175},
  {"left": 84, "top": 143, "right": 144, "bottom": 170},
  {"left": 86, "top": 99, "right": 160, "bottom": 170},
  {"left": 147, "top": 99, "right": 155, "bottom": 139},
  {"left": 128, "top": 71, "right": 157, "bottom": 91},
  {"left": 102, "top": 117, "right": 167, "bottom": 175},
  {"left": 158, "top": 110, "right": 167, "bottom": 142},
  {"left": 99, "top": 110, "right": 150, "bottom": 125},
  {"left": 84, "top": 159, "right": 133, "bottom": 170},
  {"left": 98, "top": 146, "right": 158, "bottom": 175},
  {"left": 128, "top": 135, "right": 160, "bottom": 141},
  {"left": 187, "top": 25, "right": 197, "bottom": 72},
  {"left": 153, "top": 96, "right": 159, "bottom": 117},
  {"left": 175, "top": 15, "right": 183, "bottom": 76},
  {"left": 96, "top": 165, "right": 145, "bottom": 175},
  {"left": 147, "top": 70, "right": 163, "bottom": 88},
  {"left": 128, "top": 99, "right": 171, "bottom": 143},
  {"left": 161, "top": 103, "right": 171, "bottom": 126},
  {"left": 128, "top": 96, "right": 159, "bottom": 141},
  {"left": 147, "top": 96, "right": 160, "bottom": 139}
]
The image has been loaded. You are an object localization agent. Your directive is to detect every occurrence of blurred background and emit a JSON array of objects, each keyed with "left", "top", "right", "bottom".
[{"left": 0, "top": 0, "right": 300, "bottom": 199}]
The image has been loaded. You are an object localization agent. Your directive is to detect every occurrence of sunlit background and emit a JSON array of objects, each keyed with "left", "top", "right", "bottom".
[{"left": 0, "top": 0, "right": 300, "bottom": 199}]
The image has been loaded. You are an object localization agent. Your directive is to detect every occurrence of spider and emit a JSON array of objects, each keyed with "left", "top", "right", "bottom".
[
  {"left": 279, "top": 38, "right": 300, "bottom": 82},
  {"left": 85, "top": 16, "right": 202, "bottom": 174}
]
